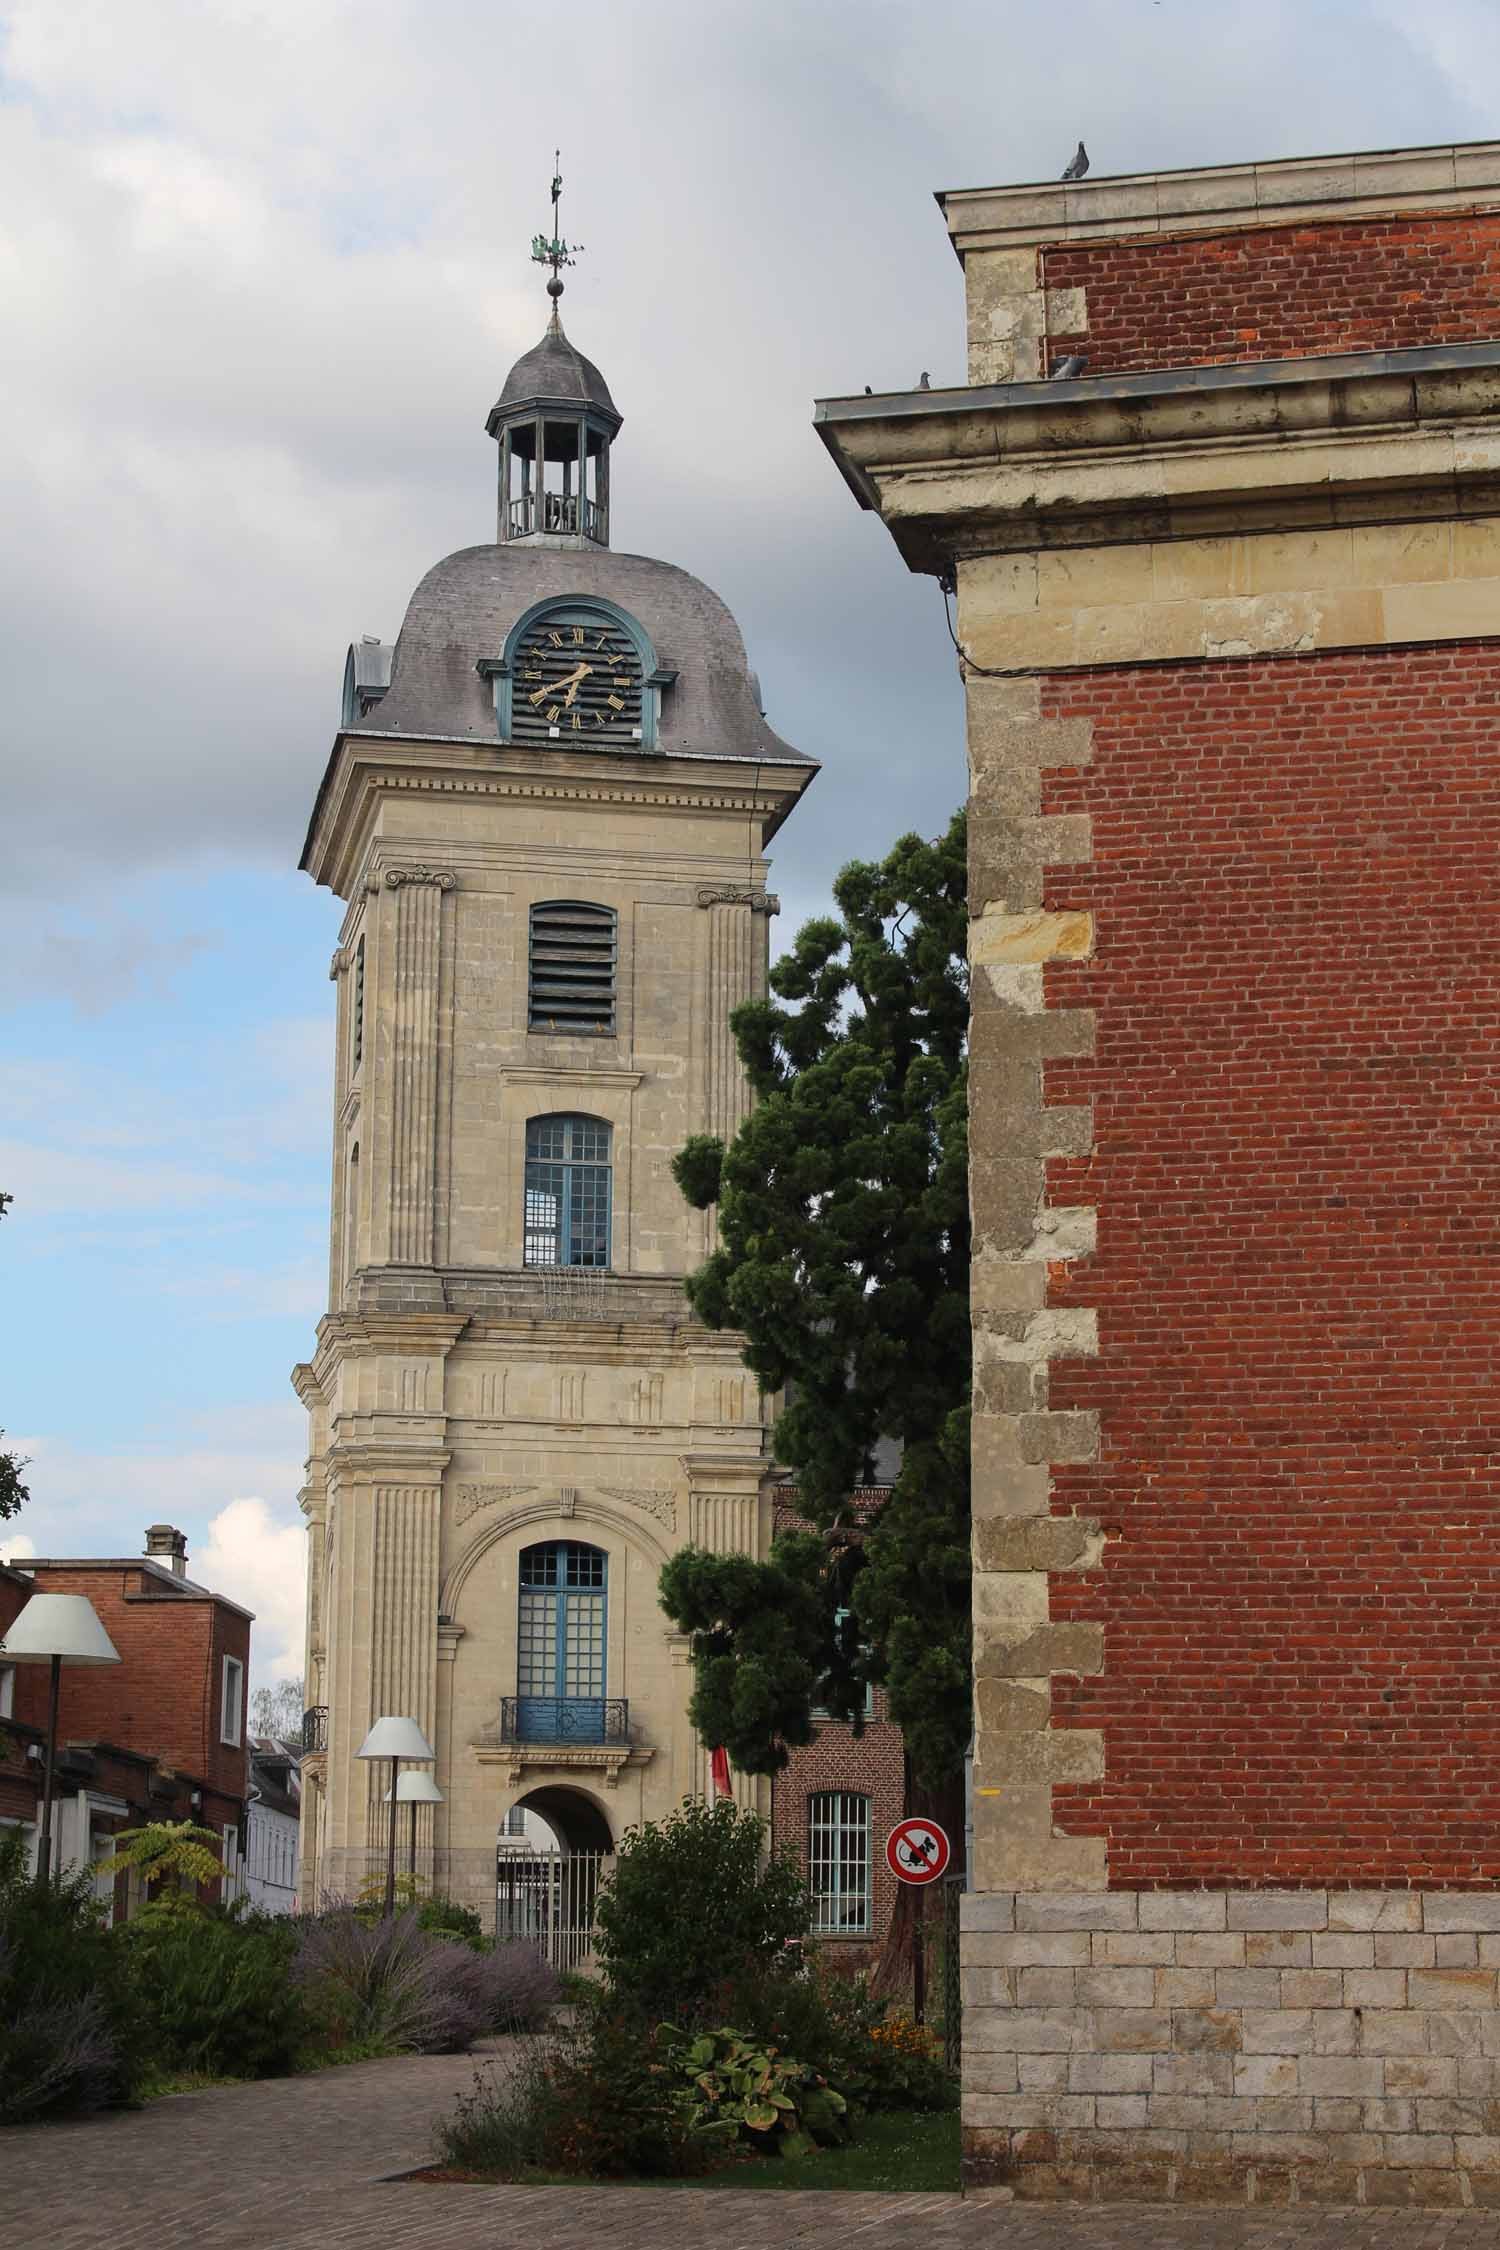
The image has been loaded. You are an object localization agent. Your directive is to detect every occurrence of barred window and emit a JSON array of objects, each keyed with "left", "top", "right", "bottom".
[
  {"left": 528, "top": 901, "right": 616, "bottom": 1035},
  {"left": 523, "top": 1114, "right": 611, "bottom": 1269},
  {"left": 808, "top": 1791, "right": 871, "bottom": 1936}
]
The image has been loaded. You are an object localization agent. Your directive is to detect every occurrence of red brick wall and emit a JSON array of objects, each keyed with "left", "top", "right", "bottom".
[
  {"left": 1036, "top": 638, "right": 1500, "bottom": 1886},
  {"left": 1041, "top": 213, "right": 1500, "bottom": 373},
  {"left": 21, "top": 1565, "right": 250, "bottom": 1802}
]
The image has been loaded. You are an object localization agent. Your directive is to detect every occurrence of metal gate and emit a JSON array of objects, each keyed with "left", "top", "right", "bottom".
[{"left": 495, "top": 1847, "right": 612, "bottom": 1972}]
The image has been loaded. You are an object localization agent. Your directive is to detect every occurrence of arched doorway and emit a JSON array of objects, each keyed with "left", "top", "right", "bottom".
[{"left": 495, "top": 1785, "right": 614, "bottom": 1967}]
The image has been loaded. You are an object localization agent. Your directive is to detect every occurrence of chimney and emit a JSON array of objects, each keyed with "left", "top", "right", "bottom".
[{"left": 145, "top": 1524, "right": 187, "bottom": 1577}]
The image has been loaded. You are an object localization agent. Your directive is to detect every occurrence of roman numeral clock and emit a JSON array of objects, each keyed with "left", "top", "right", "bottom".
[{"left": 482, "top": 600, "right": 673, "bottom": 750}]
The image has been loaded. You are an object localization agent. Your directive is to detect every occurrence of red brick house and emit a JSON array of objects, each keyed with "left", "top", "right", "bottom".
[
  {"left": 0, "top": 1525, "right": 252, "bottom": 1907},
  {"left": 768, "top": 1487, "right": 910, "bottom": 1960}
]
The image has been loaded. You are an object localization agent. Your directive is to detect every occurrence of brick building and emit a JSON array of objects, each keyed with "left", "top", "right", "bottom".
[
  {"left": 0, "top": 1526, "right": 251, "bottom": 1904},
  {"left": 818, "top": 142, "right": 1500, "bottom": 2204},
  {"left": 768, "top": 1488, "right": 907, "bottom": 1959}
]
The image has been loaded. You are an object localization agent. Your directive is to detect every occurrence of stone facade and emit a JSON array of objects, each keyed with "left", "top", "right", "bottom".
[
  {"left": 295, "top": 323, "right": 816, "bottom": 1910},
  {"left": 817, "top": 141, "right": 1500, "bottom": 2202}
]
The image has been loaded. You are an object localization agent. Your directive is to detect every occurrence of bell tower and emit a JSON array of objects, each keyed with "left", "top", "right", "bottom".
[{"left": 293, "top": 196, "right": 817, "bottom": 1909}]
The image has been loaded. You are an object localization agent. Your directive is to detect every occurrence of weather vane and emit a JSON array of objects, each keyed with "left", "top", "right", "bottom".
[{"left": 531, "top": 152, "right": 582, "bottom": 311}]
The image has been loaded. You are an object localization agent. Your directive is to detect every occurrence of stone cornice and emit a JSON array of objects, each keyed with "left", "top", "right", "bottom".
[
  {"left": 816, "top": 345, "right": 1500, "bottom": 576},
  {"left": 940, "top": 142, "right": 1500, "bottom": 255},
  {"left": 300, "top": 737, "right": 816, "bottom": 902}
]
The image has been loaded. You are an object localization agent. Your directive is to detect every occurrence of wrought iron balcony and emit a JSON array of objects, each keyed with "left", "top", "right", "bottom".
[
  {"left": 301, "top": 1705, "right": 329, "bottom": 1753},
  {"left": 500, "top": 1696, "right": 629, "bottom": 1747}
]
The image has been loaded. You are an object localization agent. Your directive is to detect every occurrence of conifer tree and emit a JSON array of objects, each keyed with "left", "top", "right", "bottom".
[{"left": 661, "top": 811, "right": 970, "bottom": 1792}]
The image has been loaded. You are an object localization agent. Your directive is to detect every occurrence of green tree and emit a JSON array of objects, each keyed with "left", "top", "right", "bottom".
[
  {"left": 0, "top": 1192, "right": 29, "bottom": 1523},
  {"left": 93, "top": 1821, "right": 228, "bottom": 1917},
  {"left": 661, "top": 812, "right": 970, "bottom": 1793}
]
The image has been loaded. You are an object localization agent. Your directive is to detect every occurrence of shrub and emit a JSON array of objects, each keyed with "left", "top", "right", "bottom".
[
  {"left": 418, "top": 1895, "right": 486, "bottom": 1948},
  {"left": 861, "top": 2012, "right": 958, "bottom": 2112},
  {"left": 0, "top": 1831, "right": 138, "bottom": 2121},
  {"left": 121, "top": 1908, "right": 309, "bottom": 2081},
  {"left": 657, "top": 2024, "right": 847, "bottom": 2156},
  {"left": 439, "top": 2008, "right": 712, "bottom": 2180},
  {"left": 593, "top": 1798, "right": 809, "bottom": 2026},
  {"left": 294, "top": 1908, "right": 554, "bottom": 2053}
]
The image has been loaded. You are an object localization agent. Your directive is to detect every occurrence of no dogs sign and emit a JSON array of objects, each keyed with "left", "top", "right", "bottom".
[{"left": 885, "top": 1816, "right": 951, "bottom": 1885}]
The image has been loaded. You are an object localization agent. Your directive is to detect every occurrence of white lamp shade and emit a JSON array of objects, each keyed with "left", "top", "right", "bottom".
[
  {"left": 356, "top": 1714, "right": 435, "bottom": 1762},
  {"left": 384, "top": 1769, "right": 445, "bottom": 1805},
  {"left": 0, "top": 1592, "right": 121, "bottom": 1666}
]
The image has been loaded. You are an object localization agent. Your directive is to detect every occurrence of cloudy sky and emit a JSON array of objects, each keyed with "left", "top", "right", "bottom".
[{"left": 2, "top": 0, "right": 1495, "bottom": 1688}]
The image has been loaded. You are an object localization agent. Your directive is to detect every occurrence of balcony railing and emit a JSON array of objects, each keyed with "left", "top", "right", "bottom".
[
  {"left": 500, "top": 1696, "right": 629, "bottom": 1747},
  {"left": 301, "top": 1705, "right": 329, "bottom": 1753},
  {"left": 506, "top": 492, "right": 605, "bottom": 541}
]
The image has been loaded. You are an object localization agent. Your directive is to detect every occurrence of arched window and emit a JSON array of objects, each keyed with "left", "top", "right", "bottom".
[
  {"left": 528, "top": 901, "right": 617, "bottom": 1035},
  {"left": 524, "top": 1114, "right": 611, "bottom": 1269},
  {"left": 808, "top": 1791, "right": 871, "bottom": 1935},
  {"left": 516, "top": 1540, "right": 608, "bottom": 1743}
]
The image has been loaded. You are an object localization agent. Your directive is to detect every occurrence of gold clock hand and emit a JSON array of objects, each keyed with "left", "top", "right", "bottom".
[{"left": 557, "top": 663, "right": 593, "bottom": 707}]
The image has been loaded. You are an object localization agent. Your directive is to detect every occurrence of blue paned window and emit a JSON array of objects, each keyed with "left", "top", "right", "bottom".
[
  {"left": 523, "top": 1114, "right": 611, "bottom": 1269},
  {"left": 517, "top": 1540, "right": 608, "bottom": 1744}
]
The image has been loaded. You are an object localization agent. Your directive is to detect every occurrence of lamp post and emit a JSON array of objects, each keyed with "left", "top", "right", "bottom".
[
  {"left": 0, "top": 1593, "right": 121, "bottom": 1887},
  {"left": 384, "top": 1767, "right": 444, "bottom": 1882},
  {"left": 355, "top": 1715, "right": 435, "bottom": 1918}
]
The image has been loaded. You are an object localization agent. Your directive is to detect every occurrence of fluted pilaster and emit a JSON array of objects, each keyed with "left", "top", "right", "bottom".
[{"left": 383, "top": 868, "right": 454, "bottom": 1265}]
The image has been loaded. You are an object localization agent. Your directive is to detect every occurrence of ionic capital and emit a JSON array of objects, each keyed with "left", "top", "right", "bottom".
[
  {"left": 384, "top": 865, "right": 459, "bottom": 892},
  {"left": 696, "top": 886, "right": 779, "bottom": 914}
]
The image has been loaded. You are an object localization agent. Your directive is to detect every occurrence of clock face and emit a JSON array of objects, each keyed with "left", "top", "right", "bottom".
[{"left": 510, "top": 608, "right": 644, "bottom": 745}]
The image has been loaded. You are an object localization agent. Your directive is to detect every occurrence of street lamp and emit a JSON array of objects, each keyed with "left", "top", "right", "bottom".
[
  {"left": 384, "top": 1767, "right": 444, "bottom": 1881},
  {"left": 0, "top": 1593, "right": 121, "bottom": 1887},
  {"left": 355, "top": 1715, "right": 434, "bottom": 1918}
]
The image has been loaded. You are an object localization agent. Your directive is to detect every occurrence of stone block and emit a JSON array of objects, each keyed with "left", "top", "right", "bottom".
[
  {"left": 1456, "top": 2135, "right": 1500, "bottom": 2171},
  {"left": 1424, "top": 1896, "right": 1500, "bottom": 1935},
  {"left": 1138, "top": 1891, "right": 1227, "bottom": 1932},
  {"left": 1155, "top": 1969, "right": 1216, "bottom": 2009},
  {"left": 1095, "top": 2095, "right": 1149, "bottom": 2129},
  {"left": 1177, "top": 1933, "right": 1245, "bottom": 1968},
  {"left": 1069, "top": 2052, "right": 1153, "bottom": 2093},
  {"left": 970, "top": 1931, "right": 1091, "bottom": 1968},
  {"left": 1214, "top": 1968, "right": 1282, "bottom": 2008},
  {"left": 1075, "top": 1967, "right": 1155, "bottom": 2010},
  {"left": 1254, "top": 2096, "right": 1315, "bottom": 2133},
  {"left": 1173, "top": 2010, "right": 1242, "bottom": 2054},
  {"left": 1246, "top": 1931, "right": 1310, "bottom": 1968},
  {"left": 1279, "top": 1970, "right": 1345, "bottom": 2009},
  {"left": 963, "top": 2053, "right": 1020, "bottom": 2094},
  {"left": 1342, "top": 1970, "right": 1408, "bottom": 2009},
  {"left": 1152, "top": 2053, "right": 1232, "bottom": 2096},
  {"left": 1240, "top": 2011, "right": 1314, "bottom": 2054},
  {"left": 1312, "top": 2097, "right": 1364, "bottom": 2131},
  {"left": 1384, "top": 2133, "right": 1456, "bottom": 2169},
  {"left": 961, "top": 1892, "right": 1017, "bottom": 1934},
  {"left": 1361, "top": 2097, "right": 1415, "bottom": 2132},
  {"left": 1227, "top": 1891, "right": 1327, "bottom": 1931},
  {"left": 1299, "top": 2055, "right": 1385, "bottom": 2097},
  {"left": 1093, "top": 1932, "right": 1175, "bottom": 1966},
  {"left": 1091, "top": 2008, "right": 1173, "bottom": 2053},
  {"left": 1233, "top": 2055, "right": 1298, "bottom": 2097},
  {"left": 1358, "top": 2010, "right": 1431, "bottom": 2056},
  {"left": 1016, "top": 1967, "right": 1078, "bottom": 2008},
  {"left": 1312, "top": 1933, "right": 1374, "bottom": 1968},
  {"left": 1328, "top": 1891, "right": 1422, "bottom": 1933},
  {"left": 962, "top": 1969, "right": 1014, "bottom": 2007},
  {"left": 1436, "top": 1934, "right": 1482, "bottom": 1968},
  {"left": 1017, "top": 2053, "right": 1070, "bottom": 2090},
  {"left": 1310, "top": 2011, "right": 1360, "bottom": 2055},
  {"left": 1016, "top": 1892, "right": 1135, "bottom": 1932},
  {"left": 1375, "top": 1934, "right": 1436, "bottom": 1969},
  {"left": 1409, "top": 1968, "right": 1499, "bottom": 2010},
  {"left": 1428, "top": 2013, "right": 1486, "bottom": 2055},
  {"left": 1418, "top": 2097, "right": 1497, "bottom": 2133}
]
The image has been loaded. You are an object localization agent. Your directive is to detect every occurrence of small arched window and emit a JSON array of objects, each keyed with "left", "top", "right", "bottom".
[
  {"left": 524, "top": 1115, "right": 611, "bottom": 1270},
  {"left": 529, "top": 901, "right": 616, "bottom": 1035}
]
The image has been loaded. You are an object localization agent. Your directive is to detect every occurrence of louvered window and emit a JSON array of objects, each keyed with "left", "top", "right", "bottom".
[{"left": 528, "top": 901, "right": 616, "bottom": 1035}]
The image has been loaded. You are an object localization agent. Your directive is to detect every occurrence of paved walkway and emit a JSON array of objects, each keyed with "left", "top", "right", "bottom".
[{"left": 10, "top": 2045, "right": 1500, "bottom": 2248}]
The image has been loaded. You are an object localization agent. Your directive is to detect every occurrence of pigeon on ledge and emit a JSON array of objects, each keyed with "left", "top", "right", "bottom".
[{"left": 1062, "top": 141, "right": 1089, "bottom": 180}]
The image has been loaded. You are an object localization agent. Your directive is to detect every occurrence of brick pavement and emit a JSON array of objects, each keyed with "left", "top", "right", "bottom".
[{"left": 10, "top": 2045, "right": 1500, "bottom": 2249}]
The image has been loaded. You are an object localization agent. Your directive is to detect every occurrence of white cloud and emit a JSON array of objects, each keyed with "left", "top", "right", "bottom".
[
  {"left": 0, "top": 1533, "right": 37, "bottom": 1567},
  {"left": 196, "top": 1495, "right": 307, "bottom": 1690}
]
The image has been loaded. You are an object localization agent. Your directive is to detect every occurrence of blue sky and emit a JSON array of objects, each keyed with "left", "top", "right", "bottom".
[{"left": 2, "top": 0, "right": 1494, "bottom": 1685}]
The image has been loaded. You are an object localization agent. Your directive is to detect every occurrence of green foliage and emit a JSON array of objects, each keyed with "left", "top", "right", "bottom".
[
  {"left": 94, "top": 1821, "right": 227, "bottom": 1915},
  {"left": 439, "top": 2012, "right": 714, "bottom": 2181},
  {"left": 593, "top": 1798, "right": 809, "bottom": 2026},
  {"left": 664, "top": 813, "right": 971, "bottom": 1783},
  {"left": 715, "top": 1958, "right": 955, "bottom": 2116},
  {"left": 658, "top": 2024, "right": 847, "bottom": 2157},
  {"left": 0, "top": 1828, "right": 139, "bottom": 2120},
  {"left": 120, "top": 1909, "right": 309, "bottom": 2081},
  {"left": 417, "top": 1894, "right": 486, "bottom": 1948}
]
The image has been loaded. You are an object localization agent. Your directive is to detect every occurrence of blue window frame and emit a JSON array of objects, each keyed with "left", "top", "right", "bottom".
[
  {"left": 517, "top": 1540, "right": 608, "bottom": 1744},
  {"left": 524, "top": 1114, "right": 611, "bottom": 1269}
]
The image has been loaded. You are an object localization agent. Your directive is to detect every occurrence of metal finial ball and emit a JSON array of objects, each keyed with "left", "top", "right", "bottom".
[{"left": 547, "top": 277, "right": 564, "bottom": 299}]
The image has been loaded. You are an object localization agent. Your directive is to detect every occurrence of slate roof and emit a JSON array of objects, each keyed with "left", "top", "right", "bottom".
[
  {"left": 488, "top": 316, "right": 620, "bottom": 428},
  {"left": 354, "top": 542, "right": 815, "bottom": 769}
]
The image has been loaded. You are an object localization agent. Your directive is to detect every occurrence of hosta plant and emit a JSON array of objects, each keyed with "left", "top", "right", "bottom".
[{"left": 657, "top": 2024, "right": 848, "bottom": 2157}]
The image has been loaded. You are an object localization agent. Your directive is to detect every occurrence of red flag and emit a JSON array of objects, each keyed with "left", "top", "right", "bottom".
[{"left": 710, "top": 1745, "right": 733, "bottom": 1799}]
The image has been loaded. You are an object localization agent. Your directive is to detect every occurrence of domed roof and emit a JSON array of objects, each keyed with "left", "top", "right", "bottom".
[{"left": 487, "top": 313, "right": 619, "bottom": 431}]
